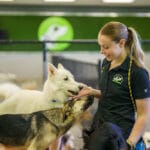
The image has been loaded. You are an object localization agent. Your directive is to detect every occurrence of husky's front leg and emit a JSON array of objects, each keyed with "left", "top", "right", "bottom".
[
  {"left": 27, "top": 138, "right": 37, "bottom": 150},
  {"left": 28, "top": 125, "right": 57, "bottom": 150},
  {"left": 59, "top": 115, "right": 75, "bottom": 135},
  {"left": 27, "top": 135, "right": 50, "bottom": 150}
]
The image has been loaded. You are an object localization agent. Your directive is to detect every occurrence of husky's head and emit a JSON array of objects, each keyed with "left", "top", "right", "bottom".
[
  {"left": 48, "top": 96, "right": 94, "bottom": 125},
  {"left": 43, "top": 96, "right": 94, "bottom": 137},
  {"left": 44, "top": 63, "right": 82, "bottom": 101},
  {"left": 63, "top": 96, "right": 94, "bottom": 117}
]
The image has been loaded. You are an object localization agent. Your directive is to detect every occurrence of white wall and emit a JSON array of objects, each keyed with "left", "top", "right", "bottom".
[{"left": 0, "top": 51, "right": 150, "bottom": 81}]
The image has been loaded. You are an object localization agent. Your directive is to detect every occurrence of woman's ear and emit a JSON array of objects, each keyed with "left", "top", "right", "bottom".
[{"left": 119, "top": 39, "right": 126, "bottom": 48}]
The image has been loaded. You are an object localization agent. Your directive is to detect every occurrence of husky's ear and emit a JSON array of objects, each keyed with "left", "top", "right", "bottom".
[
  {"left": 48, "top": 63, "right": 57, "bottom": 76},
  {"left": 58, "top": 63, "right": 64, "bottom": 69}
]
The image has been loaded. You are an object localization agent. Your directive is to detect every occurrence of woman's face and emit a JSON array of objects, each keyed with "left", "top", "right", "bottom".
[{"left": 98, "top": 34, "right": 125, "bottom": 62}]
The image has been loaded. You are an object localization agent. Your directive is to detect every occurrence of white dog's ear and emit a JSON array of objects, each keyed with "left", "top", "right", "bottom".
[
  {"left": 57, "top": 63, "right": 64, "bottom": 69},
  {"left": 48, "top": 63, "right": 57, "bottom": 76}
]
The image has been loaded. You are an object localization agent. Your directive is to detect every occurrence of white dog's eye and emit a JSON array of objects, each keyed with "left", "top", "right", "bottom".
[
  {"left": 52, "top": 99, "right": 57, "bottom": 103},
  {"left": 64, "top": 76, "right": 69, "bottom": 81}
]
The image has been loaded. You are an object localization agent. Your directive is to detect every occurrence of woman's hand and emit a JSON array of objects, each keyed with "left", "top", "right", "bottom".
[{"left": 71, "top": 86, "right": 93, "bottom": 100}]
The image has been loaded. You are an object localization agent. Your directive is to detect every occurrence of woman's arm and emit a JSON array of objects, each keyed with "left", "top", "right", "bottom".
[{"left": 127, "top": 97, "right": 150, "bottom": 145}]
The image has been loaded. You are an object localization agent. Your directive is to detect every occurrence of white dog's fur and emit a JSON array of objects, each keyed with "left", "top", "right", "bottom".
[
  {"left": 143, "top": 132, "right": 150, "bottom": 149},
  {"left": 0, "top": 63, "right": 81, "bottom": 115},
  {"left": 0, "top": 82, "right": 21, "bottom": 100}
]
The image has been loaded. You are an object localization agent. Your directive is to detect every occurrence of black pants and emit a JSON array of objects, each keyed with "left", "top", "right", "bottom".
[{"left": 83, "top": 122, "right": 127, "bottom": 150}]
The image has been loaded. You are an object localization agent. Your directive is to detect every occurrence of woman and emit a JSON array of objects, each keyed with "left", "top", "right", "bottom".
[{"left": 73, "top": 21, "right": 150, "bottom": 149}]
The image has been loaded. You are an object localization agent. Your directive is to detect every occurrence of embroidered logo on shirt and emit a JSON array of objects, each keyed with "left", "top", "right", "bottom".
[{"left": 112, "top": 74, "right": 123, "bottom": 85}]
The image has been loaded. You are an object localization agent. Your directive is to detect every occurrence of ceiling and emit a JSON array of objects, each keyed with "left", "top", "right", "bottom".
[
  {"left": 0, "top": 0, "right": 150, "bottom": 16},
  {"left": 0, "top": 0, "right": 149, "bottom": 6},
  {"left": 0, "top": 0, "right": 150, "bottom": 6}
]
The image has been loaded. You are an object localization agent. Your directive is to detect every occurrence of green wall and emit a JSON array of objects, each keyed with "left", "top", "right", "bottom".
[{"left": 0, "top": 15, "right": 150, "bottom": 51}]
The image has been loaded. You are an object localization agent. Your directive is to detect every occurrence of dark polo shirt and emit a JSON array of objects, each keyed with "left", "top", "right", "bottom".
[{"left": 95, "top": 56, "right": 150, "bottom": 139}]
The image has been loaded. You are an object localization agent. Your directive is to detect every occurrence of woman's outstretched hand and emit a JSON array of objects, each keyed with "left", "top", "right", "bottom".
[{"left": 71, "top": 86, "right": 93, "bottom": 100}]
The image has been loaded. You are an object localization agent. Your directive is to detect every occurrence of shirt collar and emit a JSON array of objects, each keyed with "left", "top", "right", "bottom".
[
  {"left": 106, "top": 56, "right": 130, "bottom": 71},
  {"left": 119, "top": 56, "right": 130, "bottom": 71}
]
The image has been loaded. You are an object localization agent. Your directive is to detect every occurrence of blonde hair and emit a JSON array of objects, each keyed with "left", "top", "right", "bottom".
[{"left": 100, "top": 21, "right": 145, "bottom": 68}]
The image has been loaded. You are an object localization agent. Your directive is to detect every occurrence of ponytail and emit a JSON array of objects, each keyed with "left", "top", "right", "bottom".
[{"left": 126, "top": 27, "right": 145, "bottom": 68}]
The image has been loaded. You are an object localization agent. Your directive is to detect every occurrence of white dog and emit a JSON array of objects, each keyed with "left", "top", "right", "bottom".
[{"left": 0, "top": 63, "right": 82, "bottom": 115}]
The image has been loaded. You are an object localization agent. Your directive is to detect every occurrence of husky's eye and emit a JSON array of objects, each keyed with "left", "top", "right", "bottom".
[{"left": 64, "top": 76, "right": 69, "bottom": 81}]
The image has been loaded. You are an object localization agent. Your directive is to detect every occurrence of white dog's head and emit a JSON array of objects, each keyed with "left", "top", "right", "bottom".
[{"left": 44, "top": 63, "right": 82, "bottom": 103}]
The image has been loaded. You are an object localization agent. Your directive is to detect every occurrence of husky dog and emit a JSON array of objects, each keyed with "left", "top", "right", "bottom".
[
  {"left": 0, "top": 96, "right": 94, "bottom": 150},
  {"left": 0, "top": 63, "right": 82, "bottom": 114}
]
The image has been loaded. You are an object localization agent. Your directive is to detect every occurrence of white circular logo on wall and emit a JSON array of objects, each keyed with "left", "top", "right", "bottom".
[{"left": 38, "top": 17, "right": 74, "bottom": 51}]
